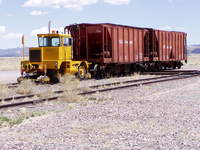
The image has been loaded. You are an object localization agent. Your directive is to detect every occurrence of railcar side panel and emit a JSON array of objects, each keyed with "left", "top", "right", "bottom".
[
  {"left": 154, "top": 30, "right": 186, "bottom": 62},
  {"left": 138, "top": 30, "right": 143, "bottom": 62},
  {"left": 66, "top": 23, "right": 187, "bottom": 65},
  {"left": 129, "top": 29, "right": 134, "bottom": 62},
  {"left": 124, "top": 28, "right": 129, "bottom": 62}
]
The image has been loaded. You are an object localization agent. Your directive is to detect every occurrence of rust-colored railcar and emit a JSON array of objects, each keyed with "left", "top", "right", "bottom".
[{"left": 65, "top": 23, "right": 187, "bottom": 76}]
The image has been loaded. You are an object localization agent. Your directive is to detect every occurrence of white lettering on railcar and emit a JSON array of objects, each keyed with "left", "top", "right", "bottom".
[
  {"left": 119, "top": 40, "right": 133, "bottom": 45},
  {"left": 163, "top": 45, "right": 173, "bottom": 49},
  {"left": 96, "top": 30, "right": 102, "bottom": 33},
  {"left": 119, "top": 40, "right": 123, "bottom": 44},
  {"left": 124, "top": 40, "right": 129, "bottom": 44}
]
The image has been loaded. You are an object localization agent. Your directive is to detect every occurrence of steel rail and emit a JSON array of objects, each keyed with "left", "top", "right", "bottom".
[
  {"left": 0, "top": 73, "right": 200, "bottom": 109},
  {"left": 6, "top": 70, "right": 199, "bottom": 88},
  {"left": 0, "top": 73, "right": 186, "bottom": 102},
  {"left": 141, "top": 70, "right": 200, "bottom": 75},
  {"left": 89, "top": 72, "right": 188, "bottom": 89},
  {"left": 80, "top": 73, "right": 200, "bottom": 95},
  {"left": 0, "top": 97, "right": 58, "bottom": 109},
  {"left": 0, "top": 70, "right": 199, "bottom": 109}
]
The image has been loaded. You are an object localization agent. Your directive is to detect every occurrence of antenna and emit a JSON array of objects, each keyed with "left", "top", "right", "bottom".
[
  {"left": 48, "top": 21, "right": 51, "bottom": 33},
  {"left": 21, "top": 35, "right": 25, "bottom": 60}
]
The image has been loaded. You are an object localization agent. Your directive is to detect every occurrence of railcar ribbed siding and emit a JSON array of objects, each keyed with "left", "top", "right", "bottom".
[{"left": 65, "top": 23, "right": 187, "bottom": 64}]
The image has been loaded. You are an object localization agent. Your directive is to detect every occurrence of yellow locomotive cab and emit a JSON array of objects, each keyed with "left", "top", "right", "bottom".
[{"left": 19, "top": 32, "right": 91, "bottom": 82}]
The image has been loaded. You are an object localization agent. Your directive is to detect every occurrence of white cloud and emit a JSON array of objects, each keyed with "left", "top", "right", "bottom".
[
  {"left": 160, "top": 26, "right": 185, "bottom": 31},
  {"left": 2, "top": 33, "right": 23, "bottom": 39},
  {"left": 31, "top": 26, "right": 64, "bottom": 36},
  {"left": 0, "top": 0, "right": 2, "bottom": 5},
  {"left": 103, "top": 0, "right": 130, "bottom": 5},
  {"left": 0, "top": 26, "right": 6, "bottom": 33},
  {"left": 24, "top": 0, "right": 98, "bottom": 10},
  {"left": 0, "top": 26, "right": 22, "bottom": 39},
  {"left": 23, "top": 0, "right": 130, "bottom": 10},
  {"left": 30, "top": 10, "right": 48, "bottom": 16},
  {"left": 31, "top": 27, "right": 48, "bottom": 36}
]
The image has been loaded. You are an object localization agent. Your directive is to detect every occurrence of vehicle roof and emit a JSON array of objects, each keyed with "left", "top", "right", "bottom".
[
  {"left": 65, "top": 23, "right": 186, "bottom": 34},
  {"left": 37, "top": 33, "right": 71, "bottom": 37}
]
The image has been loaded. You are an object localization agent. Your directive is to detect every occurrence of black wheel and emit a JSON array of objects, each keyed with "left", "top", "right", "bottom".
[
  {"left": 172, "top": 65, "right": 176, "bottom": 69},
  {"left": 177, "top": 64, "right": 181, "bottom": 69},
  {"left": 78, "top": 65, "right": 86, "bottom": 79},
  {"left": 105, "top": 71, "right": 111, "bottom": 78},
  {"left": 177, "top": 62, "right": 182, "bottom": 69},
  {"left": 47, "top": 70, "right": 60, "bottom": 83}
]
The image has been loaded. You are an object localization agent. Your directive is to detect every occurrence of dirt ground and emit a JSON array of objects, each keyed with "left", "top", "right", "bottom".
[{"left": 0, "top": 70, "right": 20, "bottom": 84}]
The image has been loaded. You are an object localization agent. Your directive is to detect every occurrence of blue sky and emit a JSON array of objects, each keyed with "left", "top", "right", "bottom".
[{"left": 0, "top": 0, "right": 199, "bottom": 49}]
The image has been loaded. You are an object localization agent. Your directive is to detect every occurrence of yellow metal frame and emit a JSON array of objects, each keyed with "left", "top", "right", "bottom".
[{"left": 21, "top": 33, "right": 91, "bottom": 78}]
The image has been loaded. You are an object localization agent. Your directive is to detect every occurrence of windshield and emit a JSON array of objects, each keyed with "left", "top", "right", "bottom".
[{"left": 38, "top": 37, "right": 60, "bottom": 47}]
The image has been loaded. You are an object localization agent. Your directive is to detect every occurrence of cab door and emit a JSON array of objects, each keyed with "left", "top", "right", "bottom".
[{"left": 63, "top": 37, "right": 73, "bottom": 60}]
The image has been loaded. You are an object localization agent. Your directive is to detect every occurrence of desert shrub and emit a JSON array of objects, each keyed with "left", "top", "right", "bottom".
[
  {"left": 37, "top": 91, "right": 54, "bottom": 100},
  {"left": 60, "top": 74, "right": 83, "bottom": 103},
  {"left": 16, "top": 80, "right": 35, "bottom": 95},
  {"left": 132, "top": 72, "right": 140, "bottom": 79},
  {"left": 0, "top": 111, "right": 46, "bottom": 128},
  {"left": 60, "top": 74, "right": 80, "bottom": 90},
  {"left": 0, "top": 84, "right": 10, "bottom": 100},
  {"left": 0, "top": 115, "right": 25, "bottom": 128}
]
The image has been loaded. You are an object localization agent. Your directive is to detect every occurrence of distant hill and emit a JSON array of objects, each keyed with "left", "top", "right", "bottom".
[
  {"left": 0, "top": 47, "right": 29, "bottom": 57},
  {"left": 188, "top": 45, "right": 200, "bottom": 54}
]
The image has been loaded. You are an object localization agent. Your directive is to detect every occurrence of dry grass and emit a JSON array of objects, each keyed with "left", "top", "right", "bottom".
[
  {"left": 16, "top": 80, "right": 36, "bottom": 95},
  {"left": 60, "top": 74, "right": 112, "bottom": 104},
  {"left": 131, "top": 72, "right": 140, "bottom": 79},
  {"left": 0, "top": 57, "right": 23, "bottom": 71},
  {"left": 0, "top": 115, "right": 25, "bottom": 128},
  {"left": 37, "top": 91, "right": 54, "bottom": 100},
  {"left": 86, "top": 92, "right": 113, "bottom": 104},
  {"left": 0, "top": 84, "right": 11, "bottom": 100},
  {"left": 59, "top": 74, "right": 83, "bottom": 103},
  {"left": 0, "top": 111, "right": 46, "bottom": 128}
]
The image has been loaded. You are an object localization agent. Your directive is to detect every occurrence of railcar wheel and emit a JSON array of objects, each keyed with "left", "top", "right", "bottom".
[
  {"left": 78, "top": 65, "right": 86, "bottom": 79},
  {"left": 47, "top": 70, "right": 60, "bottom": 83},
  {"left": 177, "top": 62, "right": 182, "bottom": 69}
]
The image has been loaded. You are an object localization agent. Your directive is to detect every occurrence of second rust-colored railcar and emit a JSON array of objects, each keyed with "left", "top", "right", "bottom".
[{"left": 65, "top": 23, "right": 187, "bottom": 76}]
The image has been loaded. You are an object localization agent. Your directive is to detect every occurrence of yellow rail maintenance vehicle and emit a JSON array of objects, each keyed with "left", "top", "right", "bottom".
[{"left": 18, "top": 31, "right": 91, "bottom": 83}]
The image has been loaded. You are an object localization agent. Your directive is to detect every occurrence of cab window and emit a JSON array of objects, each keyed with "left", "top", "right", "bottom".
[
  {"left": 51, "top": 37, "right": 60, "bottom": 47},
  {"left": 38, "top": 37, "right": 60, "bottom": 47},
  {"left": 64, "top": 38, "right": 72, "bottom": 46},
  {"left": 38, "top": 37, "right": 44, "bottom": 47}
]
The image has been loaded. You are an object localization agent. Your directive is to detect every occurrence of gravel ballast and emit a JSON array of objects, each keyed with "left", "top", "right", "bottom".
[{"left": 0, "top": 74, "right": 200, "bottom": 149}]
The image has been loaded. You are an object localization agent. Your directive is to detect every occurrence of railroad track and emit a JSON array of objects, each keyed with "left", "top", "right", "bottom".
[
  {"left": 5, "top": 70, "right": 198, "bottom": 89},
  {"left": 0, "top": 70, "right": 192, "bottom": 102},
  {"left": 6, "top": 82, "right": 19, "bottom": 88},
  {"left": 1, "top": 70, "right": 200, "bottom": 109},
  {"left": 141, "top": 69, "right": 200, "bottom": 75}
]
